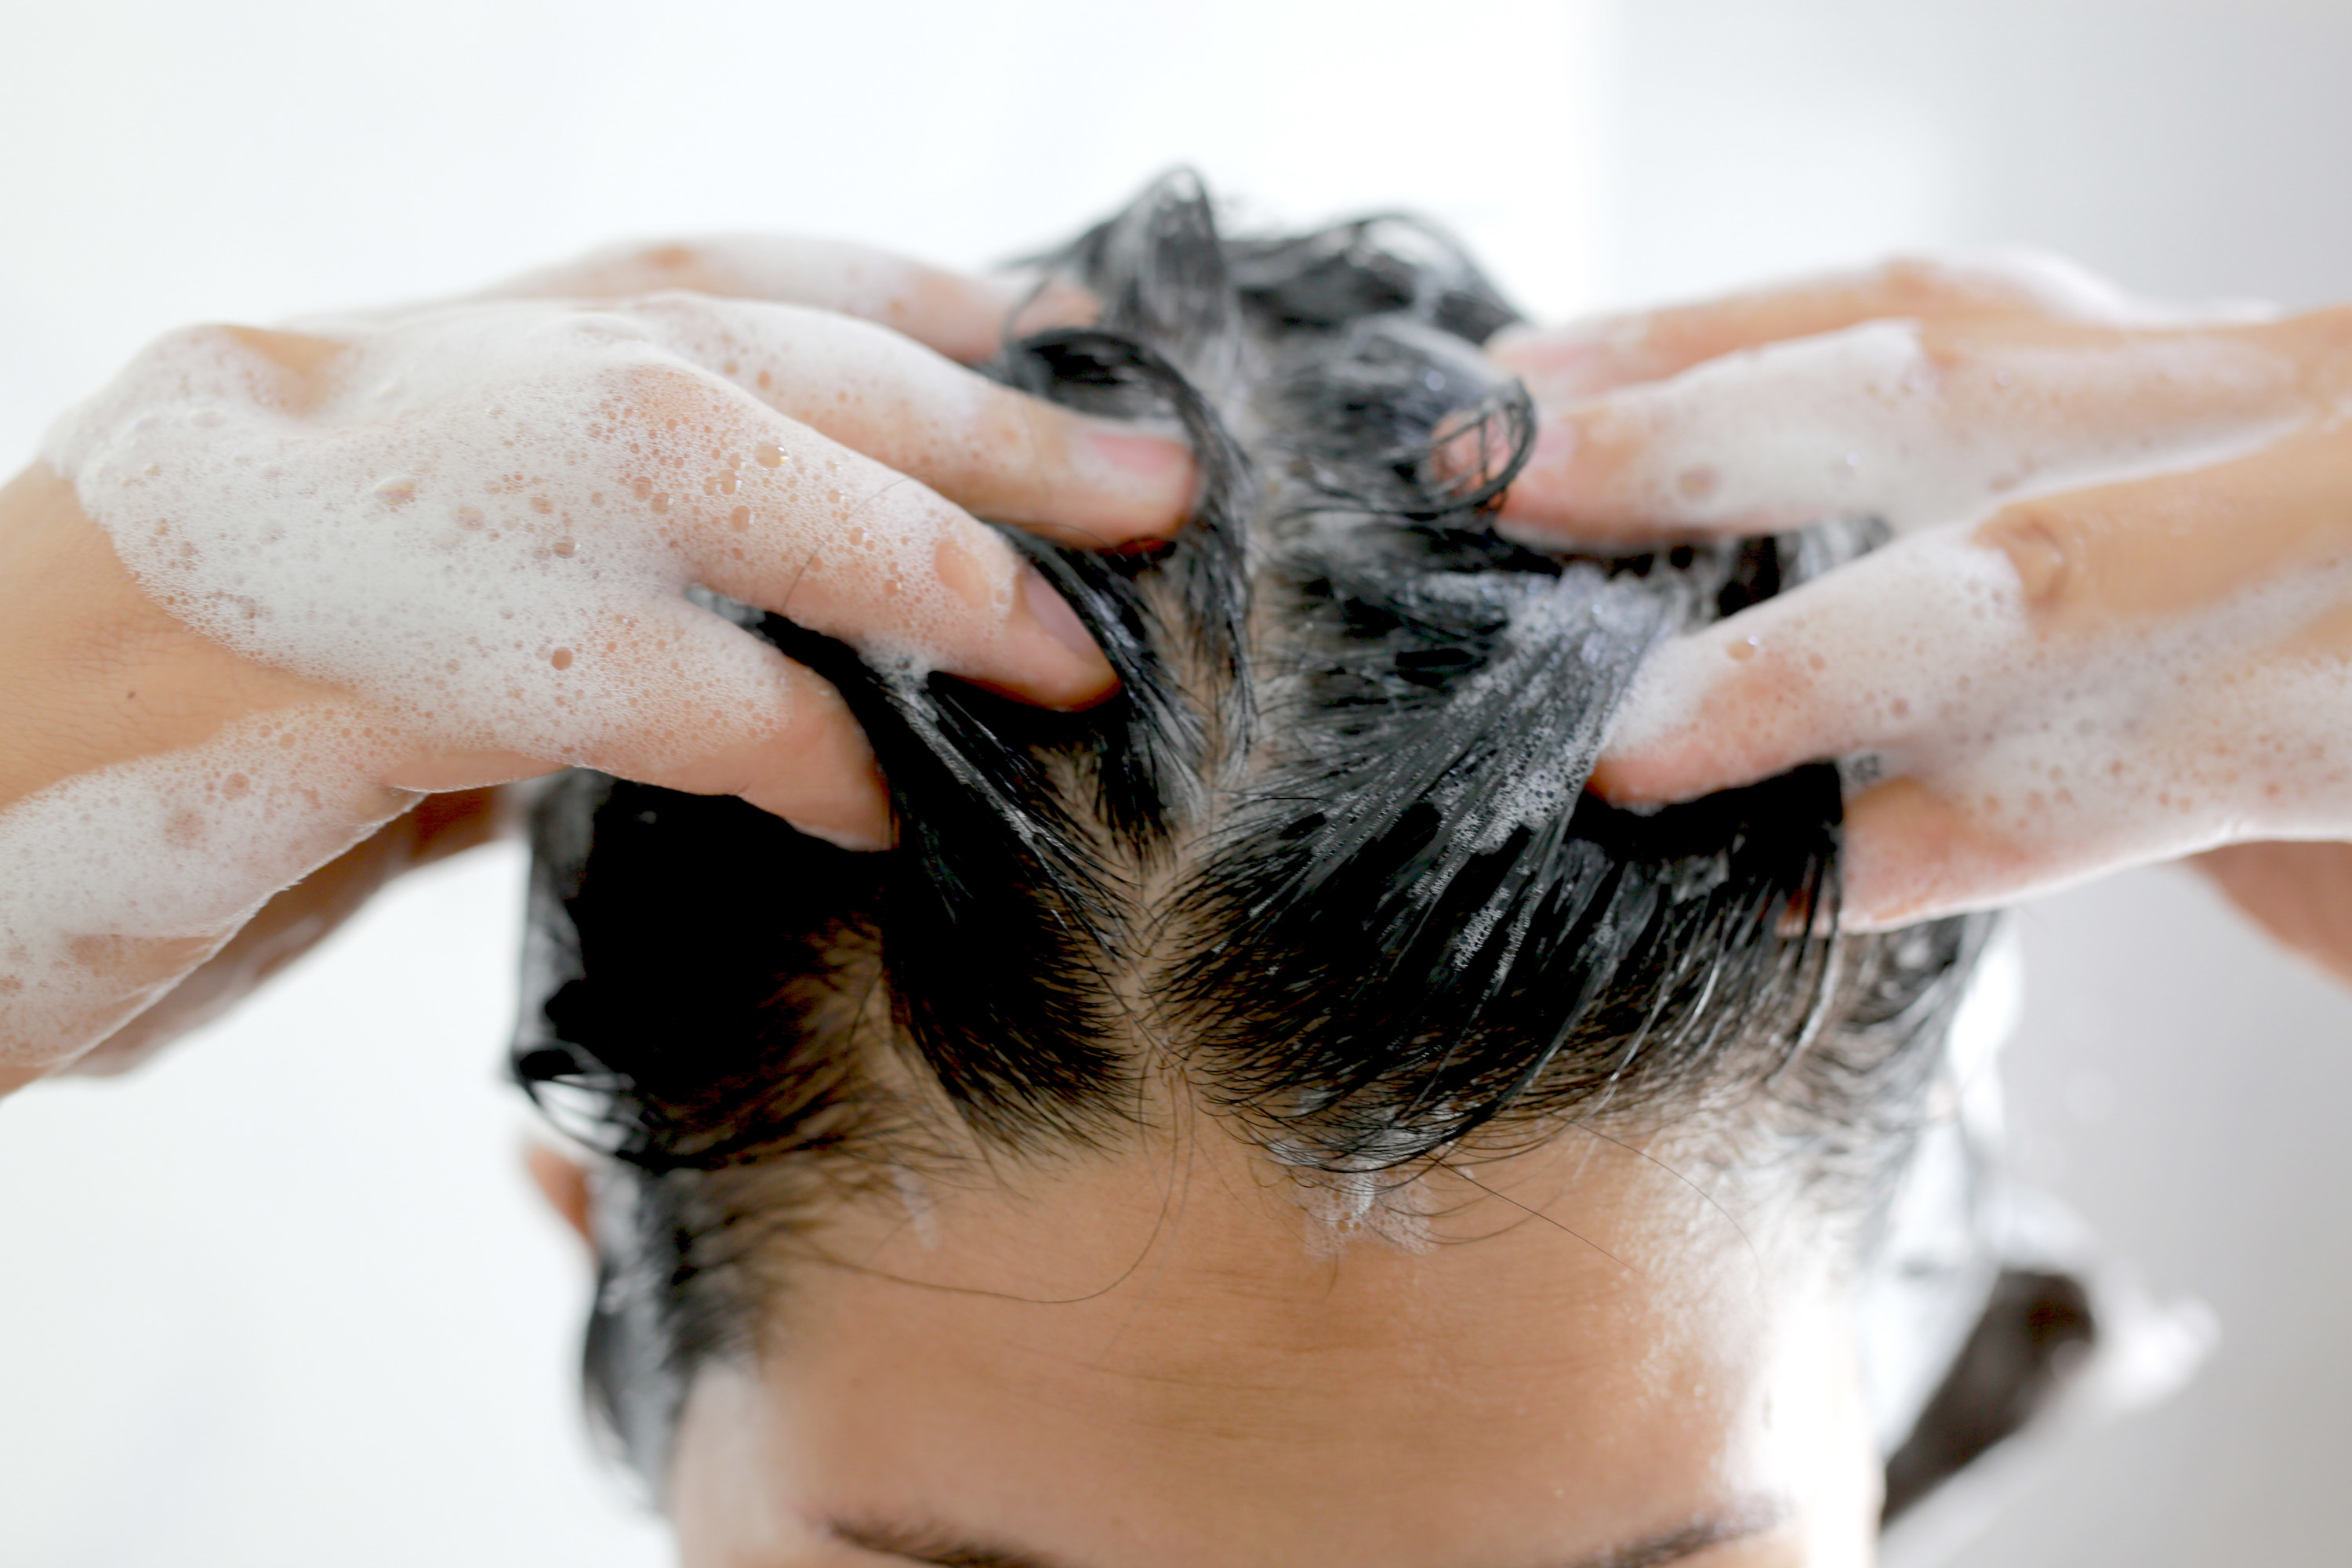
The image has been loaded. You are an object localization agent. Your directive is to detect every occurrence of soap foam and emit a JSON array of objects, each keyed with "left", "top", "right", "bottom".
[
  {"left": 0, "top": 707, "right": 409, "bottom": 1068},
  {"left": 1595, "top": 320, "right": 2299, "bottom": 538},
  {"left": 45, "top": 299, "right": 994, "bottom": 764},
  {"left": 1613, "top": 527, "right": 2352, "bottom": 914},
  {"left": 17, "top": 292, "right": 1018, "bottom": 1067}
]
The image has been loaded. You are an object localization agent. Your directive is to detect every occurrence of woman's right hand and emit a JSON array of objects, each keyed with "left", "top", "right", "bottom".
[{"left": 0, "top": 236, "right": 1192, "bottom": 1083}]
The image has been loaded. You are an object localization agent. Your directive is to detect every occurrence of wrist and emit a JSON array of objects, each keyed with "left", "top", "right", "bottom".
[{"left": 0, "top": 463, "right": 340, "bottom": 811}]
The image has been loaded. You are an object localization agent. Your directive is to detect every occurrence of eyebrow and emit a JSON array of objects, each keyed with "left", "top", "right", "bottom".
[{"left": 829, "top": 1501, "right": 1784, "bottom": 1568}]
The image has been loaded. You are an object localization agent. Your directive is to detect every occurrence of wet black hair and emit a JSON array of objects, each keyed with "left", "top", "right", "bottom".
[{"left": 512, "top": 172, "right": 1988, "bottom": 1491}]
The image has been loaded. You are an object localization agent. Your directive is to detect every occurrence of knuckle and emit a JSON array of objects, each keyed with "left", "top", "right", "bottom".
[
  {"left": 1874, "top": 257, "right": 1962, "bottom": 313},
  {"left": 1978, "top": 499, "right": 2080, "bottom": 612},
  {"left": 610, "top": 242, "right": 714, "bottom": 294},
  {"left": 1913, "top": 320, "right": 1976, "bottom": 376},
  {"left": 972, "top": 387, "right": 1057, "bottom": 477}
]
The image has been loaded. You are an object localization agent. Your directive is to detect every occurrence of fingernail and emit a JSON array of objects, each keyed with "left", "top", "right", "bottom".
[
  {"left": 792, "top": 808, "right": 896, "bottom": 853},
  {"left": 1021, "top": 564, "right": 1104, "bottom": 664},
  {"left": 1083, "top": 428, "right": 1196, "bottom": 513},
  {"left": 1086, "top": 427, "right": 1184, "bottom": 474},
  {"left": 1014, "top": 564, "right": 1118, "bottom": 708},
  {"left": 779, "top": 764, "right": 896, "bottom": 851}
]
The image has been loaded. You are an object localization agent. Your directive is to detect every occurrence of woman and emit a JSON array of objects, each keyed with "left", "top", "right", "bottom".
[
  {"left": 4, "top": 173, "right": 2343, "bottom": 1561},
  {"left": 512, "top": 179, "right": 2032, "bottom": 1565}
]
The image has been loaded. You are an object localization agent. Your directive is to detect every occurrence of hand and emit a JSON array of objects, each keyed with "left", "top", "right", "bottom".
[
  {"left": 1490, "top": 256, "right": 2352, "bottom": 930},
  {"left": 1, "top": 236, "right": 1192, "bottom": 1081}
]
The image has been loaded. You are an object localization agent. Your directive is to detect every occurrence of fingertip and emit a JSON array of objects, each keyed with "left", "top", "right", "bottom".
[
  {"left": 739, "top": 731, "right": 895, "bottom": 850},
  {"left": 968, "top": 394, "right": 1196, "bottom": 546},
  {"left": 622, "top": 633, "right": 896, "bottom": 846},
  {"left": 1499, "top": 418, "right": 1689, "bottom": 546},
  {"left": 998, "top": 564, "right": 1119, "bottom": 710},
  {"left": 1586, "top": 730, "right": 1764, "bottom": 808},
  {"left": 1483, "top": 318, "right": 1642, "bottom": 398},
  {"left": 1589, "top": 633, "right": 1781, "bottom": 806},
  {"left": 1836, "top": 778, "right": 2034, "bottom": 930},
  {"left": 1065, "top": 423, "right": 1197, "bottom": 543},
  {"left": 773, "top": 797, "right": 896, "bottom": 852},
  {"left": 1494, "top": 412, "right": 1697, "bottom": 546},
  {"left": 1584, "top": 749, "right": 1689, "bottom": 808}
]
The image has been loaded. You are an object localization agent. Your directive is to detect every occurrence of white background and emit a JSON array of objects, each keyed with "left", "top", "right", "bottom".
[{"left": 2, "top": 1, "right": 2348, "bottom": 1562}]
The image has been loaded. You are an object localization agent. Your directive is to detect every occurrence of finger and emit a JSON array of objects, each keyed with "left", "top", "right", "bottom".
[
  {"left": 1591, "top": 530, "right": 2024, "bottom": 806},
  {"left": 479, "top": 234, "right": 1024, "bottom": 365},
  {"left": 607, "top": 365, "right": 1115, "bottom": 710},
  {"left": 2193, "top": 840, "right": 2352, "bottom": 986},
  {"left": 1488, "top": 251, "right": 2231, "bottom": 403},
  {"left": 1836, "top": 777, "right": 2056, "bottom": 928},
  {"left": 1973, "top": 414, "right": 2352, "bottom": 633},
  {"left": 1499, "top": 317, "right": 2303, "bottom": 543},
  {"left": 616, "top": 293, "right": 1192, "bottom": 544},
  {"left": 546, "top": 597, "right": 893, "bottom": 848}
]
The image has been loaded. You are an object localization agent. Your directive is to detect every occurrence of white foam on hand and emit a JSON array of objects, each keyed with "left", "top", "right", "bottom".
[{"left": 8, "top": 267, "right": 1145, "bottom": 1073}]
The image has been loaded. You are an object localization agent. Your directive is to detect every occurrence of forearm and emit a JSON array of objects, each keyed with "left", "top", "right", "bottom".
[
  {"left": 58, "top": 786, "right": 506, "bottom": 1081},
  {"left": 0, "top": 463, "right": 415, "bottom": 1088}
]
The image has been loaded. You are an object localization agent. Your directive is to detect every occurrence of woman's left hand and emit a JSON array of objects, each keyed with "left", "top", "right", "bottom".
[{"left": 1490, "top": 256, "right": 2352, "bottom": 939}]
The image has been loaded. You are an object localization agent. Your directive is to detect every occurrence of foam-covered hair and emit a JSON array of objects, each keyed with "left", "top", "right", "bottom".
[{"left": 513, "top": 172, "right": 1987, "bottom": 1488}]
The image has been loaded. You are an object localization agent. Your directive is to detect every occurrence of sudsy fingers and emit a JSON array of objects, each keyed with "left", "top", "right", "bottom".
[
  {"left": 556, "top": 602, "right": 891, "bottom": 848},
  {"left": 478, "top": 234, "right": 1023, "bottom": 365},
  {"left": 615, "top": 294, "right": 1192, "bottom": 544},
  {"left": 44, "top": 309, "right": 1106, "bottom": 837},
  {"left": 1497, "top": 318, "right": 2303, "bottom": 543},
  {"left": 1599, "top": 566, "right": 2201, "bottom": 931},
  {"left": 607, "top": 365, "right": 1114, "bottom": 710},
  {"left": 1487, "top": 252, "right": 2164, "bottom": 405},
  {"left": 1592, "top": 529, "right": 2029, "bottom": 807},
  {"left": 1598, "top": 430, "right": 2352, "bottom": 926},
  {"left": 1835, "top": 779, "right": 2060, "bottom": 927}
]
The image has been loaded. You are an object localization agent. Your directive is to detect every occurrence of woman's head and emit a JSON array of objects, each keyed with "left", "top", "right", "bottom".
[{"left": 516, "top": 173, "right": 1988, "bottom": 1565}]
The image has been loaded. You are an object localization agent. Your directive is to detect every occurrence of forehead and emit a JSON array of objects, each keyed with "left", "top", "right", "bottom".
[{"left": 691, "top": 1127, "right": 1849, "bottom": 1566}]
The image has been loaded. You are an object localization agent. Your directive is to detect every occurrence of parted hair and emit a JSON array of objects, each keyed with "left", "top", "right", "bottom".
[{"left": 512, "top": 172, "right": 1988, "bottom": 1487}]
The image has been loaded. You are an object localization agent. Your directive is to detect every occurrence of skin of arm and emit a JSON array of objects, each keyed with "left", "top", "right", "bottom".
[{"left": 0, "top": 462, "right": 392, "bottom": 1095}]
